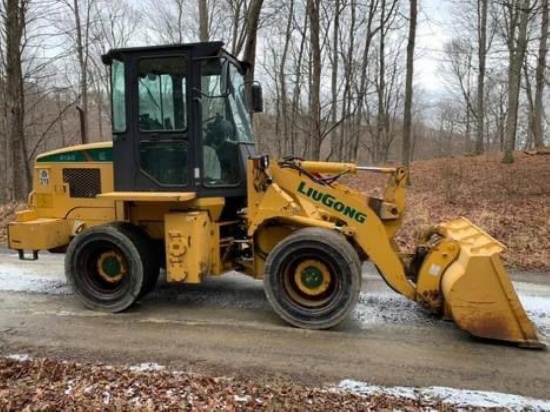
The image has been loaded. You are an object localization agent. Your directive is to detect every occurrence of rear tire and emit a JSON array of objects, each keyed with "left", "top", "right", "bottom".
[
  {"left": 109, "top": 222, "right": 161, "bottom": 298},
  {"left": 263, "top": 227, "right": 361, "bottom": 329},
  {"left": 65, "top": 223, "right": 158, "bottom": 312}
]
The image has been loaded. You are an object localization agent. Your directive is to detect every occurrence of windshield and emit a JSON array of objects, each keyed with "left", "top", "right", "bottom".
[
  {"left": 227, "top": 63, "right": 253, "bottom": 143},
  {"left": 199, "top": 58, "right": 253, "bottom": 144},
  {"left": 200, "top": 58, "right": 252, "bottom": 187}
]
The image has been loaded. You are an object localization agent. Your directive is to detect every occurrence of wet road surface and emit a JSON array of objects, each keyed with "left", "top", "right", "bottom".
[{"left": 0, "top": 252, "right": 549, "bottom": 399}]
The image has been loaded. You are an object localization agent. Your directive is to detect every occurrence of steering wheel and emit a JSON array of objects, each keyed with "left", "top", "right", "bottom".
[{"left": 201, "top": 115, "right": 221, "bottom": 132}]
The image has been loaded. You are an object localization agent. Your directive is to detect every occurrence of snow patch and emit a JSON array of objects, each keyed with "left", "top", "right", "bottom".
[
  {"left": 351, "top": 288, "right": 550, "bottom": 338},
  {"left": 64, "top": 380, "right": 74, "bottom": 395},
  {"left": 0, "top": 262, "right": 70, "bottom": 295},
  {"left": 6, "top": 354, "right": 31, "bottom": 362},
  {"left": 128, "top": 362, "right": 165, "bottom": 372},
  {"left": 102, "top": 390, "right": 111, "bottom": 405},
  {"left": 338, "top": 379, "right": 550, "bottom": 410},
  {"left": 234, "top": 395, "right": 251, "bottom": 402},
  {"left": 519, "top": 294, "right": 550, "bottom": 336}
]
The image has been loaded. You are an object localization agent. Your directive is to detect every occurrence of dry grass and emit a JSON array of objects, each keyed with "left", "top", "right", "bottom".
[{"left": 347, "top": 152, "right": 550, "bottom": 271}]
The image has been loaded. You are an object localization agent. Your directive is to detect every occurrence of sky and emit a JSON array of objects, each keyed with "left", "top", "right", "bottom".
[{"left": 415, "top": 0, "right": 453, "bottom": 94}]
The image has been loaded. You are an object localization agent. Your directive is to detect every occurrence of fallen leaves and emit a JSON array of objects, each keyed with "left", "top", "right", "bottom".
[
  {"left": 346, "top": 151, "right": 550, "bottom": 271},
  {"left": 0, "top": 203, "right": 23, "bottom": 247},
  {"left": 0, "top": 357, "right": 458, "bottom": 411}
]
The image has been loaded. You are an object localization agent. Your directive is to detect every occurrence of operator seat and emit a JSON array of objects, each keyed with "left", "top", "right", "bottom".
[{"left": 203, "top": 145, "right": 222, "bottom": 181}]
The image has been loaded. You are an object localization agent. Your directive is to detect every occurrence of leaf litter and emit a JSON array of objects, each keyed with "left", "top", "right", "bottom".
[
  {"left": 345, "top": 151, "right": 550, "bottom": 271},
  {"left": 7, "top": 355, "right": 547, "bottom": 411},
  {"left": 1, "top": 356, "right": 455, "bottom": 411}
]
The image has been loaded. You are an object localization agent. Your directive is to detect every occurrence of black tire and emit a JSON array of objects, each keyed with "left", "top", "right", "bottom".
[
  {"left": 109, "top": 222, "right": 161, "bottom": 298},
  {"left": 140, "top": 239, "right": 163, "bottom": 296},
  {"left": 65, "top": 224, "right": 158, "bottom": 312},
  {"left": 263, "top": 227, "right": 361, "bottom": 329}
]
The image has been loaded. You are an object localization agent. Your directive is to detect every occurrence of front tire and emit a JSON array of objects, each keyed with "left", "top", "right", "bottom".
[
  {"left": 65, "top": 224, "right": 158, "bottom": 312},
  {"left": 263, "top": 227, "right": 361, "bottom": 329}
]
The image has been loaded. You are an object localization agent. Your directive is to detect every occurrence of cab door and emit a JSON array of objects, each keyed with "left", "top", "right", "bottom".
[
  {"left": 132, "top": 54, "right": 191, "bottom": 191},
  {"left": 112, "top": 52, "right": 192, "bottom": 192}
]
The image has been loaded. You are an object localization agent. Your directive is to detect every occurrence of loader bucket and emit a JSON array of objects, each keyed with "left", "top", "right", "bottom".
[{"left": 438, "top": 218, "right": 546, "bottom": 349}]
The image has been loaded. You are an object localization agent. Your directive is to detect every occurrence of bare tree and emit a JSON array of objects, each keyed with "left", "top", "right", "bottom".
[
  {"left": 533, "top": 0, "right": 548, "bottom": 148},
  {"left": 147, "top": 0, "right": 189, "bottom": 43},
  {"left": 306, "top": 0, "right": 321, "bottom": 160},
  {"left": 279, "top": 0, "right": 294, "bottom": 155},
  {"left": 2, "top": 0, "right": 29, "bottom": 200},
  {"left": 351, "top": 0, "right": 387, "bottom": 162},
  {"left": 241, "top": 0, "right": 265, "bottom": 118},
  {"left": 329, "top": 0, "right": 340, "bottom": 161},
  {"left": 502, "top": 0, "right": 532, "bottom": 163},
  {"left": 401, "top": 0, "right": 417, "bottom": 171},
  {"left": 475, "top": 0, "right": 489, "bottom": 155},
  {"left": 340, "top": 0, "right": 357, "bottom": 161},
  {"left": 372, "top": 0, "right": 402, "bottom": 163},
  {"left": 443, "top": 39, "right": 476, "bottom": 151},
  {"left": 290, "top": 4, "right": 308, "bottom": 156},
  {"left": 71, "top": 0, "right": 93, "bottom": 143},
  {"left": 88, "top": 0, "right": 142, "bottom": 140},
  {"left": 199, "top": 0, "right": 209, "bottom": 41},
  {"left": 0, "top": 1, "right": 7, "bottom": 203}
]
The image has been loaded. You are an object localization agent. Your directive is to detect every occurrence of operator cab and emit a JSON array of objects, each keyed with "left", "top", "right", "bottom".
[{"left": 101, "top": 42, "right": 262, "bottom": 198}]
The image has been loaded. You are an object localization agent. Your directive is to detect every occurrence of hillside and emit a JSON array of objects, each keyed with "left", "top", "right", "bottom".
[
  {"left": 1, "top": 152, "right": 548, "bottom": 271},
  {"left": 347, "top": 151, "right": 550, "bottom": 271}
]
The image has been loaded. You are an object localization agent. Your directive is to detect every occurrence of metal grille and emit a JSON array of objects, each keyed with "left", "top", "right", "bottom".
[{"left": 63, "top": 168, "right": 101, "bottom": 198}]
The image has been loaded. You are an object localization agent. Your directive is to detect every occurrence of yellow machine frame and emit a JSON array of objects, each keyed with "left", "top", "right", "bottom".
[{"left": 7, "top": 143, "right": 546, "bottom": 349}]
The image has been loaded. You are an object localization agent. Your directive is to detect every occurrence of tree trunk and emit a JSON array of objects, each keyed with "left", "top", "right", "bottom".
[
  {"left": 401, "top": 0, "right": 417, "bottom": 171},
  {"left": 74, "top": 0, "right": 88, "bottom": 144},
  {"left": 291, "top": 10, "right": 308, "bottom": 155},
  {"left": 55, "top": 91, "right": 67, "bottom": 147},
  {"left": 376, "top": 0, "right": 387, "bottom": 164},
  {"left": 307, "top": 0, "right": 321, "bottom": 160},
  {"left": 523, "top": 61, "right": 535, "bottom": 148},
  {"left": 475, "top": 0, "right": 488, "bottom": 155},
  {"left": 353, "top": 0, "right": 377, "bottom": 162},
  {"left": 329, "top": 0, "right": 340, "bottom": 161},
  {"left": 343, "top": 0, "right": 356, "bottom": 161},
  {"left": 5, "top": 0, "right": 29, "bottom": 200},
  {"left": 241, "top": 0, "right": 264, "bottom": 121},
  {"left": 533, "top": 0, "right": 548, "bottom": 148},
  {"left": 503, "top": 0, "right": 530, "bottom": 164},
  {"left": 273, "top": 50, "right": 281, "bottom": 154},
  {"left": 0, "top": 78, "right": 8, "bottom": 203},
  {"left": 465, "top": 51, "right": 472, "bottom": 151},
  {"left": 279, "top": 0, "right": 294, "bottom": 156},
  {"left": 198, "top": 0, "right": 209, "bottom": 42}
]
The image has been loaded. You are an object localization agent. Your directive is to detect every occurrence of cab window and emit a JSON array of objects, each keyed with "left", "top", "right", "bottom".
[
  {"left": 200, "top": 58, "right": 241, "bottom": 187},
  {"left": 138, "top": 57, "right": 187, "bottom": 131},
  {"left": 138, "top": 56, "right": 188, "bottom": 186},
  {"left": 111, "top": 59, "right": 126, "bottom": 133}
]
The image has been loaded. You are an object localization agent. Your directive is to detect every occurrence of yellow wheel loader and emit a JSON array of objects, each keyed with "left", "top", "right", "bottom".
[{"left": 7, "top": 42, "right": 545, "bottom": 348}]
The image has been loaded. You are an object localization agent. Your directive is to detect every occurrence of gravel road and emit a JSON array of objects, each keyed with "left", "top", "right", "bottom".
[{"left": 0, "top": 251, "right": 549, "bottom": 405}]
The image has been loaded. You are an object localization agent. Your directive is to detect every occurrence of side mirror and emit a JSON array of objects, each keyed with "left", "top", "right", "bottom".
[{"left": 252, "top": 84, "right": 264, "bottom": 113}]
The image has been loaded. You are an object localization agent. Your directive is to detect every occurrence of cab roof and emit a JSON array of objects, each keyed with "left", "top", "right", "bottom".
[{"left": 101, "top": 41, "right": 229, "bottom": 65}]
